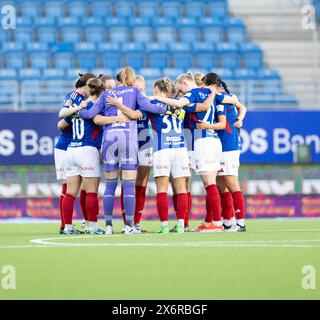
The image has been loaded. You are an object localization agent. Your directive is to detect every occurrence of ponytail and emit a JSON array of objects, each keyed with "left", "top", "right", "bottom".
[
  {"left": 87, "top": 78, "right": 106, "bottom": 96},
  {"left": 202, "top": 72, "right": 231, "bottom": 94},
  {"left": 118, "top": 66, "right": 135, "bottom": 86},
  {"left": 154, "top": 77, "right": 174, "bottom": 95},
  {"left": 221, "top": 80, "right": 230, "bottom": 94}
]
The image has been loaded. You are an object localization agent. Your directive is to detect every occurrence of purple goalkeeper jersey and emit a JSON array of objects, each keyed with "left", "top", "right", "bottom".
[{"left": 79, "top": 86, "right": 168, "bottom": 172}]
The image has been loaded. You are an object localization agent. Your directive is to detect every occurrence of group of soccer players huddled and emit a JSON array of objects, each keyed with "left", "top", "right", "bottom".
[{"left": 54, "top": 66, "right": 247, "bottom": 235}]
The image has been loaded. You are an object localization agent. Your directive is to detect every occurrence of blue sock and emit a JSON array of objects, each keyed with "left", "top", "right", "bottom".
[
  {"left": 122, "top": 180, "right": 135, "bottom": 227},
  {"left": 103, "top": 179, "right": 118, "bottom": 226}
]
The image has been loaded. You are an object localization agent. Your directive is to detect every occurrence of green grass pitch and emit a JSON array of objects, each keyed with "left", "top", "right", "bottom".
[{"left": 0, "top": 219, "right": 320, "bottom": 300}]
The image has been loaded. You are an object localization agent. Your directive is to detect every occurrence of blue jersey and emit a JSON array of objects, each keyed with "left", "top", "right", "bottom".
[
  {"left": 148, "top": 100, "right": 186, "bottom": 151},
  {"left": 137, "top": 110, "right": 151, "bottom": 150},
  {"left": 55, "top": 91, "right": 85, "bottom": 151},
  {"left": 217, "top": 93, "right": 242, "bottom": 152},
  {"left": 182, "top": 88, "right": 225, "bottom": 149},
  {"left": 69, "top": 101, "right": 102, "bottom": 149}
]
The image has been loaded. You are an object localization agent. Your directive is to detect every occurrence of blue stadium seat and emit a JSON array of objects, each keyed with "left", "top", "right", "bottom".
[
  {"left": 66, "top": 69, "right": 83, "bottom": 80},
  {"left": 34, "top": 16, "right": 57, "bottom": 28},
  {"left": 57, "top": 16, "right": 80, "bottom": 27},
  {"left": 212, "top": 68, "right": 234, "bottom": 80},
  {"left": 20, "top": 1, "right": 41, "bottom": 18},
  {"left": 137, "top": 2, "right": 159, "bottom": 17},
  {"left": 122, "top": 42, "right": 145, "bottom": 53},
  {"left": 37, "top": 27, "right": 58, "bottom": 44},
  {"left": 241, "top": 43, "right": 264, "bottom": 70},
  {"left": 2, "top": 42, "right": 24, "bottom": 53},
  {"left": 179, "top": 27, "right": 200, "bottom": 43},
  {"left": 225, "top": 19, "right": 247, "bottom": 43},
  {"left": 93, "top": 1, "right": 113, "bottom": 17},
  {"left": 43, "top": 69, "right": 65, "bottom": 80},
  {"left": 139, "top": 68, "right": 161, "bottom": 79},
  {"left": 61, "top": 27, "right": 82, "bottom": 43},
  {"left": 85, "top": 27, "right": 107, "bottom": 43},
  {"left": 257, "top": 69, "right": 281, "bottom": 80},
  {"left": 172, "top": 53, "right": 193, "bottom": 69},
  {"left": 192, "top": 42, "right": 216, "bottom": 53},
  {"left": 169, "top": 42, "right": 192, "bottom": 53},
  {"left": 13, "top": 28, "right": 33, "bottom": 43},
  {"left": 233, "top": 69, "right": 257, "bottom": 80},
  {"left": 16, "top": 16, "right": 33, "bottom": 28},
  {"left": 114, "top": 1, "right": 136, "bottom": 17},
  {"left": 155, "top": 16, "right": 176, "bottom": 27},
  {"left": 162, "top": 68, "right": 184, "bottom": 79},
  {"left": 91, "top": 69, "right": 115, "bottom": 78},
  {"left": 109, "top": 27, "right": 130, "bottom": 43},
  {"left": 26, "top": 43, "right": 48, "bottom": 53},
  {"left": 125, "top": 53, "right": 146, "bottom": 69},
  {"left": 132, "top": 27, "right": 153, "bottom": 43},
  {"left": 177, "top": 17, "right": 198, "bottom": 27},
  {"left": 105, "top": 17, "right": 127, "bottom": 27},
  {"left": 77, "top": 42, "right": 96, "bottom": 54},
  {"left": 185, "top": 1, "right": 206, "bottom": 17},
  {"left": 43, "top": 1, "right": 66, "bottom": 17},
  {"left": 156, "top": 27, "right": 177, "bottom": 43},
  {"left": 98, "top": 43, "right": 121, "bottom": 53},
  {"left": 51, "top": 43, "right": 74, "bottom": 53},
  {"left": 0, "top": 30, "right": 10, "bottom": 43},
  {"left": 5, "top": 53, "right": 26, "bottom": 69},
  {"left": 203, "top": 26, "right": 224, "bottom": 43},
  {"left": 29, "top": 53, "right": 50, "bottom": 69},
  {"left": 208, "top": 1, "right": 228, "bottom": 18},
  {"left": 161, "top": 2, "right": 182, "bottom": 18},
  {"left": 68, "top": 1, "right": 89, "bottom": 17},
  {"left": 0, "top": 69, "right": 17, "bottom": 80},
  {"left": 129, "top": 16, "right": 152, "bottom": 27},
  {"left": 149, "top": 53, "right": 169, "bottom": 68},
  {"left": 102, "top": 53, "right": 122, "bottom": 69},
  {"left": 78, "top": 54, "right": 98, "bottom": 69},
  {"left": 145, "top": 42, "right": 168, "bottom": 53},
  {"left": 216, "top": 43, "right": 240, "bottom": 69},
  {"left": 53, "top": 52, "right": 74, "bottom": 69},
  {"left": 19, "top": 69, "right": 41, "bottom": 80},
  {"left": 196, "top": 53, "right": 218, "bottom": 69},
  {"left": 82, "top": 16, "right": 104, "bottom": 27}
]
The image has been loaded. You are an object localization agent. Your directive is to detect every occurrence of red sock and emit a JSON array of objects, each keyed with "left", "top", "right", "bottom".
[
  {"left": 86, "top": 192, "right": 99, "bottom": 222},
  {"left": 206, "top": 184, "right": 221, "bottom": 222},
  {"left": 173, "top": 193, "right": 178, "bottom": 219},
  {"left": 120, "top": 186, "right": 126, "bottom": 224},
  {"left": 220, "top": 192, "right": 233, "bottom": 220},
  {"left": 134, "top": 185, "right": 147, "bottom": 225},
  {"left": 156, "top": 192, "right": 168, "bottom": 222},
  {"left": 232, "top": 191, "right": 245, "bottom": 220},
  {"left": 185, "top": 192, "right": 191, "bottom": 226},
  {"left": 79, "top": 189, "right": 88, "bottom": 221},
  {"left": 176, "top": 193, "right": 188, "bottom": 220},
  {"left": 62, "top": 193, "right": 75, "bottom": 225},
  {"left": 59, "top": 183, "right": 67, "bottom": 229}
]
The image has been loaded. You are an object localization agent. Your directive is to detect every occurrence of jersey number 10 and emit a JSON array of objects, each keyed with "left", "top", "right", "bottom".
[{"left": 71, "top": 118, "right": 85, "bottom": 140}]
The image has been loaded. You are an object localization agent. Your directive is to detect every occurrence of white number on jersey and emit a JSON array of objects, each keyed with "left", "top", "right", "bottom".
[
  {"left": 71, "top": 118, "right": 85, "bottom": 140},
  {"left": 162, "top": 115, "right": 182, "bottom": 134}
]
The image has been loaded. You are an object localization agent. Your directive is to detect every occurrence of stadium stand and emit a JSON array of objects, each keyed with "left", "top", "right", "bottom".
[{"left": 0, "top": 0, "right": 304, "bottom": 110}]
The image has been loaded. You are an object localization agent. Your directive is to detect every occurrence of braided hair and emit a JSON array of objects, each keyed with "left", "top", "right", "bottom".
[{"left": 202, "top": 73, "right": 231, "bottom": 94}]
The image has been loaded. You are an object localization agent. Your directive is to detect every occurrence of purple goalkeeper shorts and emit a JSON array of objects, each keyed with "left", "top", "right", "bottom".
[{"left": 102, "top": 134, "right": 138, "bottom": 172}]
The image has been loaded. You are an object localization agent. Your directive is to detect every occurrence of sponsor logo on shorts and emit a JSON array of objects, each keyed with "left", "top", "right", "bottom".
[
  {"left": 156, "top": 165, "right": 169, "bottom": 170},
  {"left": 218, "top": 168, "right": 224, "bottom": 173},
  {"left": 80, "top": 166, "right": 95, "bottom": 171}
]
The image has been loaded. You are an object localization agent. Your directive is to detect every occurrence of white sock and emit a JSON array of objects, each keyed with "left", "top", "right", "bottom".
[
  {"left": 177, "top": 219, "right": 184, "bottom": 227},
  {"left": 160, "top": 221, "right": 168, "bottom": 227},
  {"left": 85, "top": 220, "right": 90, "bottom": 229},
  {"left": 237, "top": 219, "right": 245, "bottom": 227},
  {"left": 64, "top": 224, "right": 73, "bottom": 231},
  {"left": 223, "top": 219, "right": 231, "bottom": 227},
  {"left": 213, "top": 220, "right": 222, "bottom": 227},
  {"left": 88, "top": 221, "right": 97, "bottom": 230}
]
